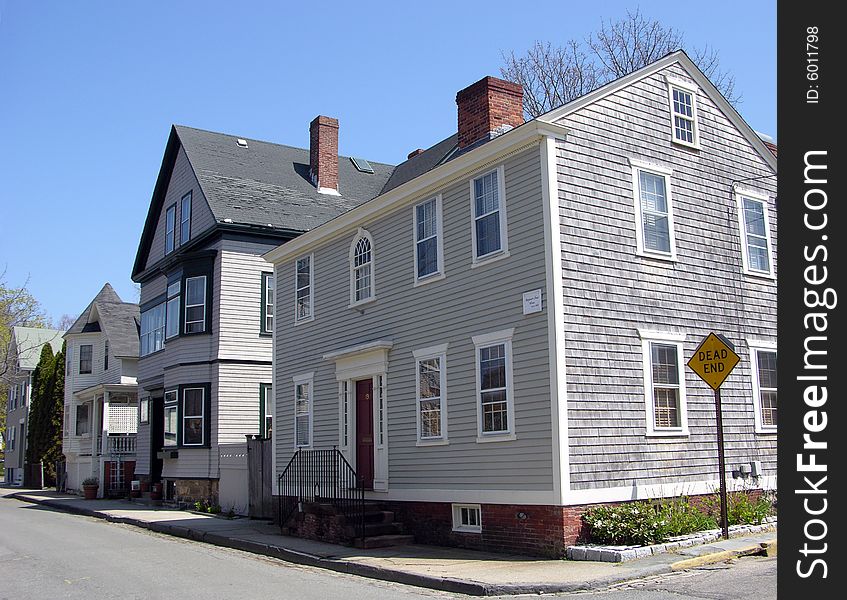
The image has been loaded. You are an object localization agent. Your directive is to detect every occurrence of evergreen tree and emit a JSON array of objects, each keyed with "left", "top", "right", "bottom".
[
  {"left": 25, "top": 344, "right": 55, "bottom": 466},
  {"left": 42, "top": 342, "right": 65, "bottom": 485}
]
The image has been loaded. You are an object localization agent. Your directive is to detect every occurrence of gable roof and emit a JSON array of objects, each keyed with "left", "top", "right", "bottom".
[
  {"left": 12, "top": 327, "right": 65, "bottom": 370},
  {"left": 65, "top": 283, "right": 140, "bottom": 359},
  {"left": 540, "top": 50, "right": 777, "bottom": 173},
  {"left": 132, "top": 125, "right": 395, "bottom": 279}
]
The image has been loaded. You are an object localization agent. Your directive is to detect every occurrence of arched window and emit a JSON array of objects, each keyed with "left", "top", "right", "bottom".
[{"left": 350, "top": 230, "right": 374, "bottom": 304}]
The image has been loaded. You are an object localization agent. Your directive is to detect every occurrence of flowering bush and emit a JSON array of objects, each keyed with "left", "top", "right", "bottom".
[{"left": 582, "top": 502, "right": 665, "bottom": 545}]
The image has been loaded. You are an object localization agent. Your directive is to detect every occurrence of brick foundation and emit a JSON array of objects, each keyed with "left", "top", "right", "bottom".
[{"left": 273, "top": 489, "right": 767, "bottom": 558}]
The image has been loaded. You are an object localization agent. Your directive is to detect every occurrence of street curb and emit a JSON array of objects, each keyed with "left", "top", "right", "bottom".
[
  {"left": 669, "top": 542, "right": 771, "bottom": 571},
  {"left": 6, "top": 492, "right": 751, "bottom": 596}
]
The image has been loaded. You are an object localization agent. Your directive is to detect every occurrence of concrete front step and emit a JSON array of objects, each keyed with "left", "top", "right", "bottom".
[
  {"left": 345, "top": 521, "right": 405, "bottom": 538},
  {"left": 354, "top": 534, "right": 415, "bottom": 549}
]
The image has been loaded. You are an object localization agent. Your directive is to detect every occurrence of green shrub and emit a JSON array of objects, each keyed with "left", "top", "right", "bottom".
[
  {"left": 582, "top": 502, "right": 666, "bottom": 546},
  {"left": 702, "top": 491, "right": 774, "bottom": 526},
  {"left": 657, "top": 496, "right": 718, "bottom": 537}
]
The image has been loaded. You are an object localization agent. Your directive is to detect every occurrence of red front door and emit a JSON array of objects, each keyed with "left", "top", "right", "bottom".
[{"left": 355, "top": 378, "right": 374, "bottom": 489}]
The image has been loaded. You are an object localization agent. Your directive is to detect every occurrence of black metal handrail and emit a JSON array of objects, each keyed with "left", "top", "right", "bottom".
[{"left": 277, "top": 448, "right": 366, "bottom": 541}]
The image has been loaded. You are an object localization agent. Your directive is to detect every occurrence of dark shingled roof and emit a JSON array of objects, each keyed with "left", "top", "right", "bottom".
[
  {"left": 175, "top": 125, "right": 395, "bottom": 233},
  {"left": 380, "top": 134, "right": 457, "bottom": 195},
  {"left": 66, "top": 284, "right": 140, "bottom": 359}
]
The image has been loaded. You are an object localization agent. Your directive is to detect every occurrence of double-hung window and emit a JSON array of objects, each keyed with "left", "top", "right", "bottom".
[
  {"left": 473, "top": 329, "right": 515, "bottom": 441},
  {"left": 293, "top": 374, "right": 313, "bottom": 448},
  {"left": 180, "top": 191, "right": 192, "bottom": 244},
  {"left": 184, "top": 276, "right": 206, "bottom": 333},
  {"left": 261, "top": 272, "right": 275, "bottom": 333},
  {"left": 666, "top": 77, "right": 699, "bottom": 147},
  {"left": 165, "top": 204, "right": 176, "bottom": 254},
  {"left": 79, "top": 344, "right": 93, "bottom": 374},
  {"left": 166, "top": 281, "right": 181, "bottom": 339},
  {"left": 76, "top": 403, "right": 90, "bottom": 436},
  {"left": 640, "top": 330, "right": 688, "bottom": 436},
  {"left": 413, "top": 344, "right": 448, "bottom": 444},
  {"left": 140, "top": 303, "right": 165, "bottom": 356},
  {"left": 631, "top": 160, "right": 676, "bottom": 259},
  {"left": 750, "top": 344, "right": 777, "bottom": 433},
  {"left": 350, "top": 231, "right": 374, "bottom": 305},
  {"left": 294, "top": 255, "right": 313, "bottom": 322},
  {"left": 736, "top": 190, "right": 775, "bottom": 277},
  {"left": 414, "top": 196, "right": 443, "bottom": 282},
  {"left": 260, "top": 384, "right": 273, "bottom": 438},
  {"left": 164, "top": 390, "right": 178, "bottom": 446},
  {"left": 471, "top": 167, "right": 508, "bottom": 262},
  {"left": 182, "top": 387, "right": 205, "bottom": 446}
]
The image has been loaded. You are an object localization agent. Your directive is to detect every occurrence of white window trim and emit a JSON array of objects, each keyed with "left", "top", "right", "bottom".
[
  {"left": 470, "top": 165, "right": 510, "bottom": 265},
  {"left": 665, "top": 75, "right": 701, "bottom": 149},
  {"left": 639, "top": 330, "right": 689, "bottom": 437},
  {"left": 184, "top": 275, "right": 207, "bottom": 334},
  {"left": 293, "top": 372, "right": 314, "bottom": 449},
  {"left": 452, "top": 503, "right": 482, "bottom": 533},
  {"left": 413, "top": 343, "right": 449, "bottom": 446},
  {"left": 735, "top": 188, "right": 776, "bottom": 279},
  {"left": 165, "top": 280, "right": 181, "bottom": 339},
  {"left": 748, "top": 340, "right": 778, "bottom": 434},
  {"left": 473, "top": 328, "right": 516, "bottom": 443},
  {"left": 630, "top": 158, "right": 677, "bottom": 262},
  {"left": 413, "top": 194, "right": 445, "bottom": 286},
  {"left": 348, "top": 228, "right": 377, "bottom": 308},
  {"left": 163, "top": 389, "right": 178, "bottom": 447},
  {"left": 294, "top": 254, "right": 314, "bottom": 324}
]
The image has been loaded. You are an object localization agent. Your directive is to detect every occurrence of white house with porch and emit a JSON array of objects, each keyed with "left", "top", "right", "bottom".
[{"left": 62, "top": 284, "right": 140, "bottom": 497}]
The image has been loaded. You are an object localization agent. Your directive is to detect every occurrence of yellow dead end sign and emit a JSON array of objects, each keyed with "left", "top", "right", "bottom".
[{"left": 687, "top": 332, "right": 740, "bottom": 390}]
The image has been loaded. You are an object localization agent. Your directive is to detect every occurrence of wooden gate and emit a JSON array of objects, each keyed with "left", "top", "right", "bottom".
[{"left": 247, "top": 435, "right": 273, "bottom": 519}]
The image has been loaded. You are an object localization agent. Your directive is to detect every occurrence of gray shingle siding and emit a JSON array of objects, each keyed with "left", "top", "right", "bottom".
[
  {"left": 275, "top": 145, "right": 556, "bottom": 492},
  {"left": 553, "top": 63, "right": 777, "bottom": 491}
]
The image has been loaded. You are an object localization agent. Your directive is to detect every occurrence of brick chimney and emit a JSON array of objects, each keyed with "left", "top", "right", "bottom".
[
  {"left": 456, "top": 76, "right": 524, "bottom": 150},
  {"left": 309, "top": 115, "right": 339, "bottom": 194}
]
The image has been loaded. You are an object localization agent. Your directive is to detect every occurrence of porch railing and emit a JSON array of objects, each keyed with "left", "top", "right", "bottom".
[
  {"left": 95, "top": 435, "right": 137, "bottom": 456},
  {"left": 277, "top": 448, "right": 365, "bottom": 541}
]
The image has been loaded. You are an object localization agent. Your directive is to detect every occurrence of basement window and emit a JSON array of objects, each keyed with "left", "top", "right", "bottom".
[{"left": 452, "top": 504, "right": 482, "bottom": 533}]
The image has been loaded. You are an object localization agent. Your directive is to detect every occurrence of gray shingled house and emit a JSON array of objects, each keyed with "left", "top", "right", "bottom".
[
  {"left": 63, "top": 284, "right": 140, "bottom": 497},
  {"left": 4, "top": 326, "right": 65, "bottom": 485},
  {"left": 131, "top": 119, "right": 393, "bottom": 510},
  {"left": 264, "top": 51, "right": 777, "bottom": 556}
]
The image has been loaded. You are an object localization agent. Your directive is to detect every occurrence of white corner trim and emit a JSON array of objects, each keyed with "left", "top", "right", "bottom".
[
  {"left": 540, "top": 135, "right": 570, "bottom": 504},
  {"left": 637, "top": 329, "right": 686, "bottom": 342},
  {"left": 471, "top": 328, "right": 515, "bottom": 346},
  {"left": 412, "top": 343, "right": 449, "bottom": 359}
]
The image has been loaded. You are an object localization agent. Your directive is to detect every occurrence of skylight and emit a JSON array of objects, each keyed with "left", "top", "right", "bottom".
[
  {"left": 236, "top": 138, "right": 248, "bottom": 148},
  {"left": 350, "top": 157, "right": 374, "bottom": 174}
]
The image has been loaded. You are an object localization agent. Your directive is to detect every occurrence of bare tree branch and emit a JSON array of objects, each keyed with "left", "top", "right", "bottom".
[{"left": 500, "top": 9, "right": 741, "bottom": 118}]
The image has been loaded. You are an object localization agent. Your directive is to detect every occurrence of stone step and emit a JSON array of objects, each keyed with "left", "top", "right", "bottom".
[{"left": 345, "top": 521, "right": 405, "bottom": 538}]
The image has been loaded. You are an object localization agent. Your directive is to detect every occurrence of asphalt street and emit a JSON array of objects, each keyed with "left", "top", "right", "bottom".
[
  {"left": 0, "top": 494, "right": 776, "bottom": 600},
  {"left": 0, "top": 496, "right": 446, "bottom": 600}
]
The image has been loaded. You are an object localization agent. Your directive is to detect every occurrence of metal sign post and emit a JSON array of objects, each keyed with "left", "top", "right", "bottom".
[{"left": 687, "top": 332, "right": 740, "bottom": 540}]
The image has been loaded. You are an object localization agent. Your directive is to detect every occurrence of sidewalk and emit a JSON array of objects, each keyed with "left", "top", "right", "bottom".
[{"left": 2, "top": 487, "right": 776, "bottom": 596}]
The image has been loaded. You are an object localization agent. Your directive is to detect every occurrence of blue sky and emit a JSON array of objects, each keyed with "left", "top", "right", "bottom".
[{"left": 0, "top": 1, "right": 775, "bottom": 324}]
